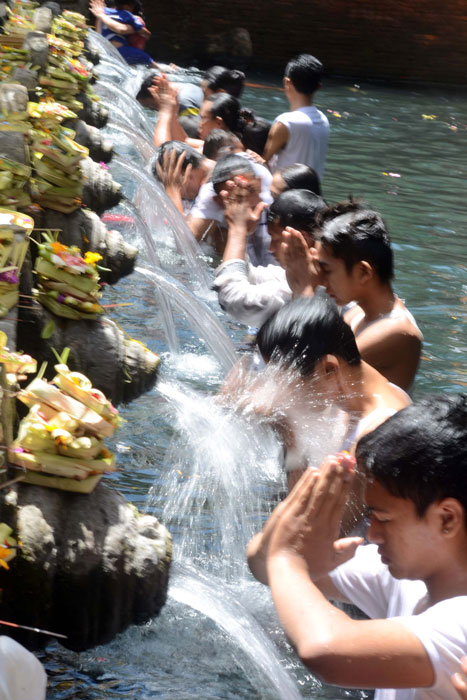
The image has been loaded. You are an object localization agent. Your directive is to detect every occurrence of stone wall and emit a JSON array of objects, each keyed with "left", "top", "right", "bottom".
[{"left": 143, "top": 0, "right": 467, "bottom": 84}]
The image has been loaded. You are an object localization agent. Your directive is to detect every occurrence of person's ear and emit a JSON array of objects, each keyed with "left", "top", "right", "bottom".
[
  {"left": 319, "top": 354, "right": 339, "bottom": 378},
  {"left": 437, "top": 498, "right": 465, "bottom": 538},
  {"left": 215, "top": 115, "right": 225, "bottom": 128},
  {"left": 355, "top": 260, "right": 374, "bottom": 284}
]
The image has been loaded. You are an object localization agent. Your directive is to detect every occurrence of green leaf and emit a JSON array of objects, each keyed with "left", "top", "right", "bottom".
[{"left": 41, "top": 319, "right": 56, "bottom": 339}]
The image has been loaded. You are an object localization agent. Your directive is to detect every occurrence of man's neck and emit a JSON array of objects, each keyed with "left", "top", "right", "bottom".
[
  {"left": 357, "top": 282, "right": 396, "bottom": 322},
  {"left": 288, "top": 93, "right": 313, "bottom": 111},
  {"left": 425, "top": 555, "right": 467, "bottom": 606},
  {"left": 338, "top": 362, "right": 384, "bottom": 415}
]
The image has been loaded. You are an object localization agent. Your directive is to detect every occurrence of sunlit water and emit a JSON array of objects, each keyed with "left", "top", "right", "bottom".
[{"left": 42, "top": 50, "right": 466, "bottom": 700}]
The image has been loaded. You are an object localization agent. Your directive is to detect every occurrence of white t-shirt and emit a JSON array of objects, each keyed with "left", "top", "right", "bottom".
[
  {"left": 329, "top": 544, "right": 467, "bottom": 700},
  {"left": 189, "top": 158, "right": 276, "bottom": 267},
  {"left": 213, "top": 259, "right": 291, "bottom": 327},
  {"left": 270, "top": 106, "right": 330, "bottom": 180},
  {"left": 0, "top": 636, "right": 47, "bottom": 700}
]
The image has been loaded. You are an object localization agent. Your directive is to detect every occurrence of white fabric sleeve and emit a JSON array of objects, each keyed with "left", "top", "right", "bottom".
[
  {"left": 189, "top": 183, "right": 225, "bottom": 224},
  {"left": 213, "top": 260, "right": 291, "bottom": 328},
  {"left": 395, "top": 597, "right": 467, "bottom": 699},
  {"left": 329, "top": 544, "right": 395, "bottom": 619},
  {"left": 0, "top": 636, "right": 47, "bottom": 700}
]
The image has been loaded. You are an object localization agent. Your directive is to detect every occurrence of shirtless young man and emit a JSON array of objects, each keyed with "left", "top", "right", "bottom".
[
  {"left": 282, "top": 204, "right": 423, "bottom": 390},
  {"left": 247, "top": 393, "right": 467, "bottom": 700},
  {"left": 263, "top": 54, "right": 330, "bottom": 181},
  {"left": 316, "top": 208, "right": 422, "bottom": 391}
]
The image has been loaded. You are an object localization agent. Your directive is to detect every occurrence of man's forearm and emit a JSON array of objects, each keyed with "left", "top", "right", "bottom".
[
  {"left": 223, "top": 224, "right": 248, "bottom": 262},
  {"left": 153, "top": 109, "right": 173, "bottom": 147},
  {"left": 267, "top": 553, "right": 350, "bottom": 670},
  {"left": 97, "top": 13, "right": 133, "bottom": 34}
]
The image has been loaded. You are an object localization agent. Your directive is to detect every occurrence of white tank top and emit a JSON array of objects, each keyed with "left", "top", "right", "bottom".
[{"left": 270, "top": 106, "right": 330, "bottom": 180}]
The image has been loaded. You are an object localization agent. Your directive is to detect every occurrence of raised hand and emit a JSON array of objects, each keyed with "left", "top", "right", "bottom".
[
  {"left": 281, "top": 227, "right": 322, "bottom": 297},
  {"left": 220, "top": 176, "right": 267, "bottom": 234},
  {"left": 149, "top": 74, "right": 179, "bottom": 114},
  {"left": 266, "top": 453, "right": 363, "bottom": 580},
  {"left": 89, "top": 0, "right": 106, "bottom": 18}
]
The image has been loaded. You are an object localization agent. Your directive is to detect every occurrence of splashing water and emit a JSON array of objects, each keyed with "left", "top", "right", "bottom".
[{"left": 153, "top": 379, "right": 282, "bottom": 577}]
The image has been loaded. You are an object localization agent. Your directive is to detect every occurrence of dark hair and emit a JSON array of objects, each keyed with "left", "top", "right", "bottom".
[
  {"left": 206, "top": 93, "right": 242, "bottom": 134},
  {"left": 211, "top": 154, "right": 255, "bottom": 194},
  {"left": 179, "top": 114, "right": 201, "bottom": 139},
  {"left": 241, "top": 116, "right": 270, "bottom": 156},
  {"left": 136, "top": 72, "right": 158, "bottom": 102},
  {"left": 280, "top": 163, "right": 321, "bottom": 196},
  {"left": 284, "top": 54, "right": 323, "bottom": 95},
  {"left": 203, "top": 66, "right": 245, "bottom": 98},
  {"left": 319, "top": 209, "right": 394, "bottom": 282},
  {"left": 267, "top": 189, "right": 326, "bottom": 236},
  {"left": 257, "top": 293, "right": 361, "bottom": 375},
  {"left": 202, "top": 129, "right": 240, "bottom": 160},
  {"left": 153, "top": 140, "right": 204, "bottom": 178},
  {"left": 356, "top": 394, "right": 467, "bottom": 519}
]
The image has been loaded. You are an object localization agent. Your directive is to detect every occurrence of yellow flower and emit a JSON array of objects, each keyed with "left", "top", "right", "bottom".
[{"left": 84, "top": 251, "right": 103, "bottom": 266}]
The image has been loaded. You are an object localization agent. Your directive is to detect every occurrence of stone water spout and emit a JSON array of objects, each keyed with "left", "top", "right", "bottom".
[
  {"left": 72, "top": 120, "right": 114, "bottom": 164},
  {"left": 36, "top": 208, "right": 137, "bottom": 285},
  {"left": 0, "top": 481, "right": 171, "bottom": 651}
]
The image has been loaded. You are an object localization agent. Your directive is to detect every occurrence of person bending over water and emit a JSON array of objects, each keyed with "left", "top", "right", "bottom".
[
  {"left": 153, "top": 141, "right": 215, "bottom": 215},
  {"left": 263, "top": 54, "right": 330, "bottom": 181},
  {"left": 248, "top": 393, "right": 467, "bottom": 700},
  {"left": 251, "top": 294, "right": 410, "bottom": 496}
]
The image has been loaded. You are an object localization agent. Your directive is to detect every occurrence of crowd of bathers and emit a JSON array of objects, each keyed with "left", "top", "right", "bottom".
[{"left": 93, "top": 6, "right": 467, "bottom": 699}]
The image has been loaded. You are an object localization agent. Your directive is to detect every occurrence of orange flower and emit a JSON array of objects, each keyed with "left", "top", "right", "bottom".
[{"left": 51, "top": 242, "right": 67, "bottom": 254}]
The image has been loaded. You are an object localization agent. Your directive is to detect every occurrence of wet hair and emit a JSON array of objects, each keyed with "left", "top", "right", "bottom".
[
  {"left": 211, "top": 154, "right": 255, "bottom": 194},
  {"left": 267, "top": 189, "right": 326, "bottom": 236},
  {"left": 319, "top": 209, "right": 394, "bottom": 282},
  {"left": 356, "top": 394, "right": 467, "bottom": 520},
  {"left": 284, "top": 54, "right": 323, "bottom": 95},
  {"left": 280, "top": 163, "right": 321, "bottom": 196},
  {"left": 153, "top": 140, "right": 204, "bottom": 179},
  {"left": 179, "top": 114, "right": 201, "bottom": 139},
  {"left": 206, "top": 93, "right": 242, "bottom": 135},
  {"left": 241, "top": 116, "right": 271, "bottom": 156},
  {"left": 257, "top": 293, "right": 361, "bottom": 375},
  {"left": 203, "top": 66, "right": 245, "bottom": 98},
  {"left": 136, "top": 72, "right": 158, "bottom": 102},
  {"left": 202, "top": 129, "right": 240, "bottom": 160}
]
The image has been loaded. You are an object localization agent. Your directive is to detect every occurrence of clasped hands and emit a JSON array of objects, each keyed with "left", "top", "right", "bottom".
[{"left": 253, "top": 453, "right": 363, "bottom": 583}]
